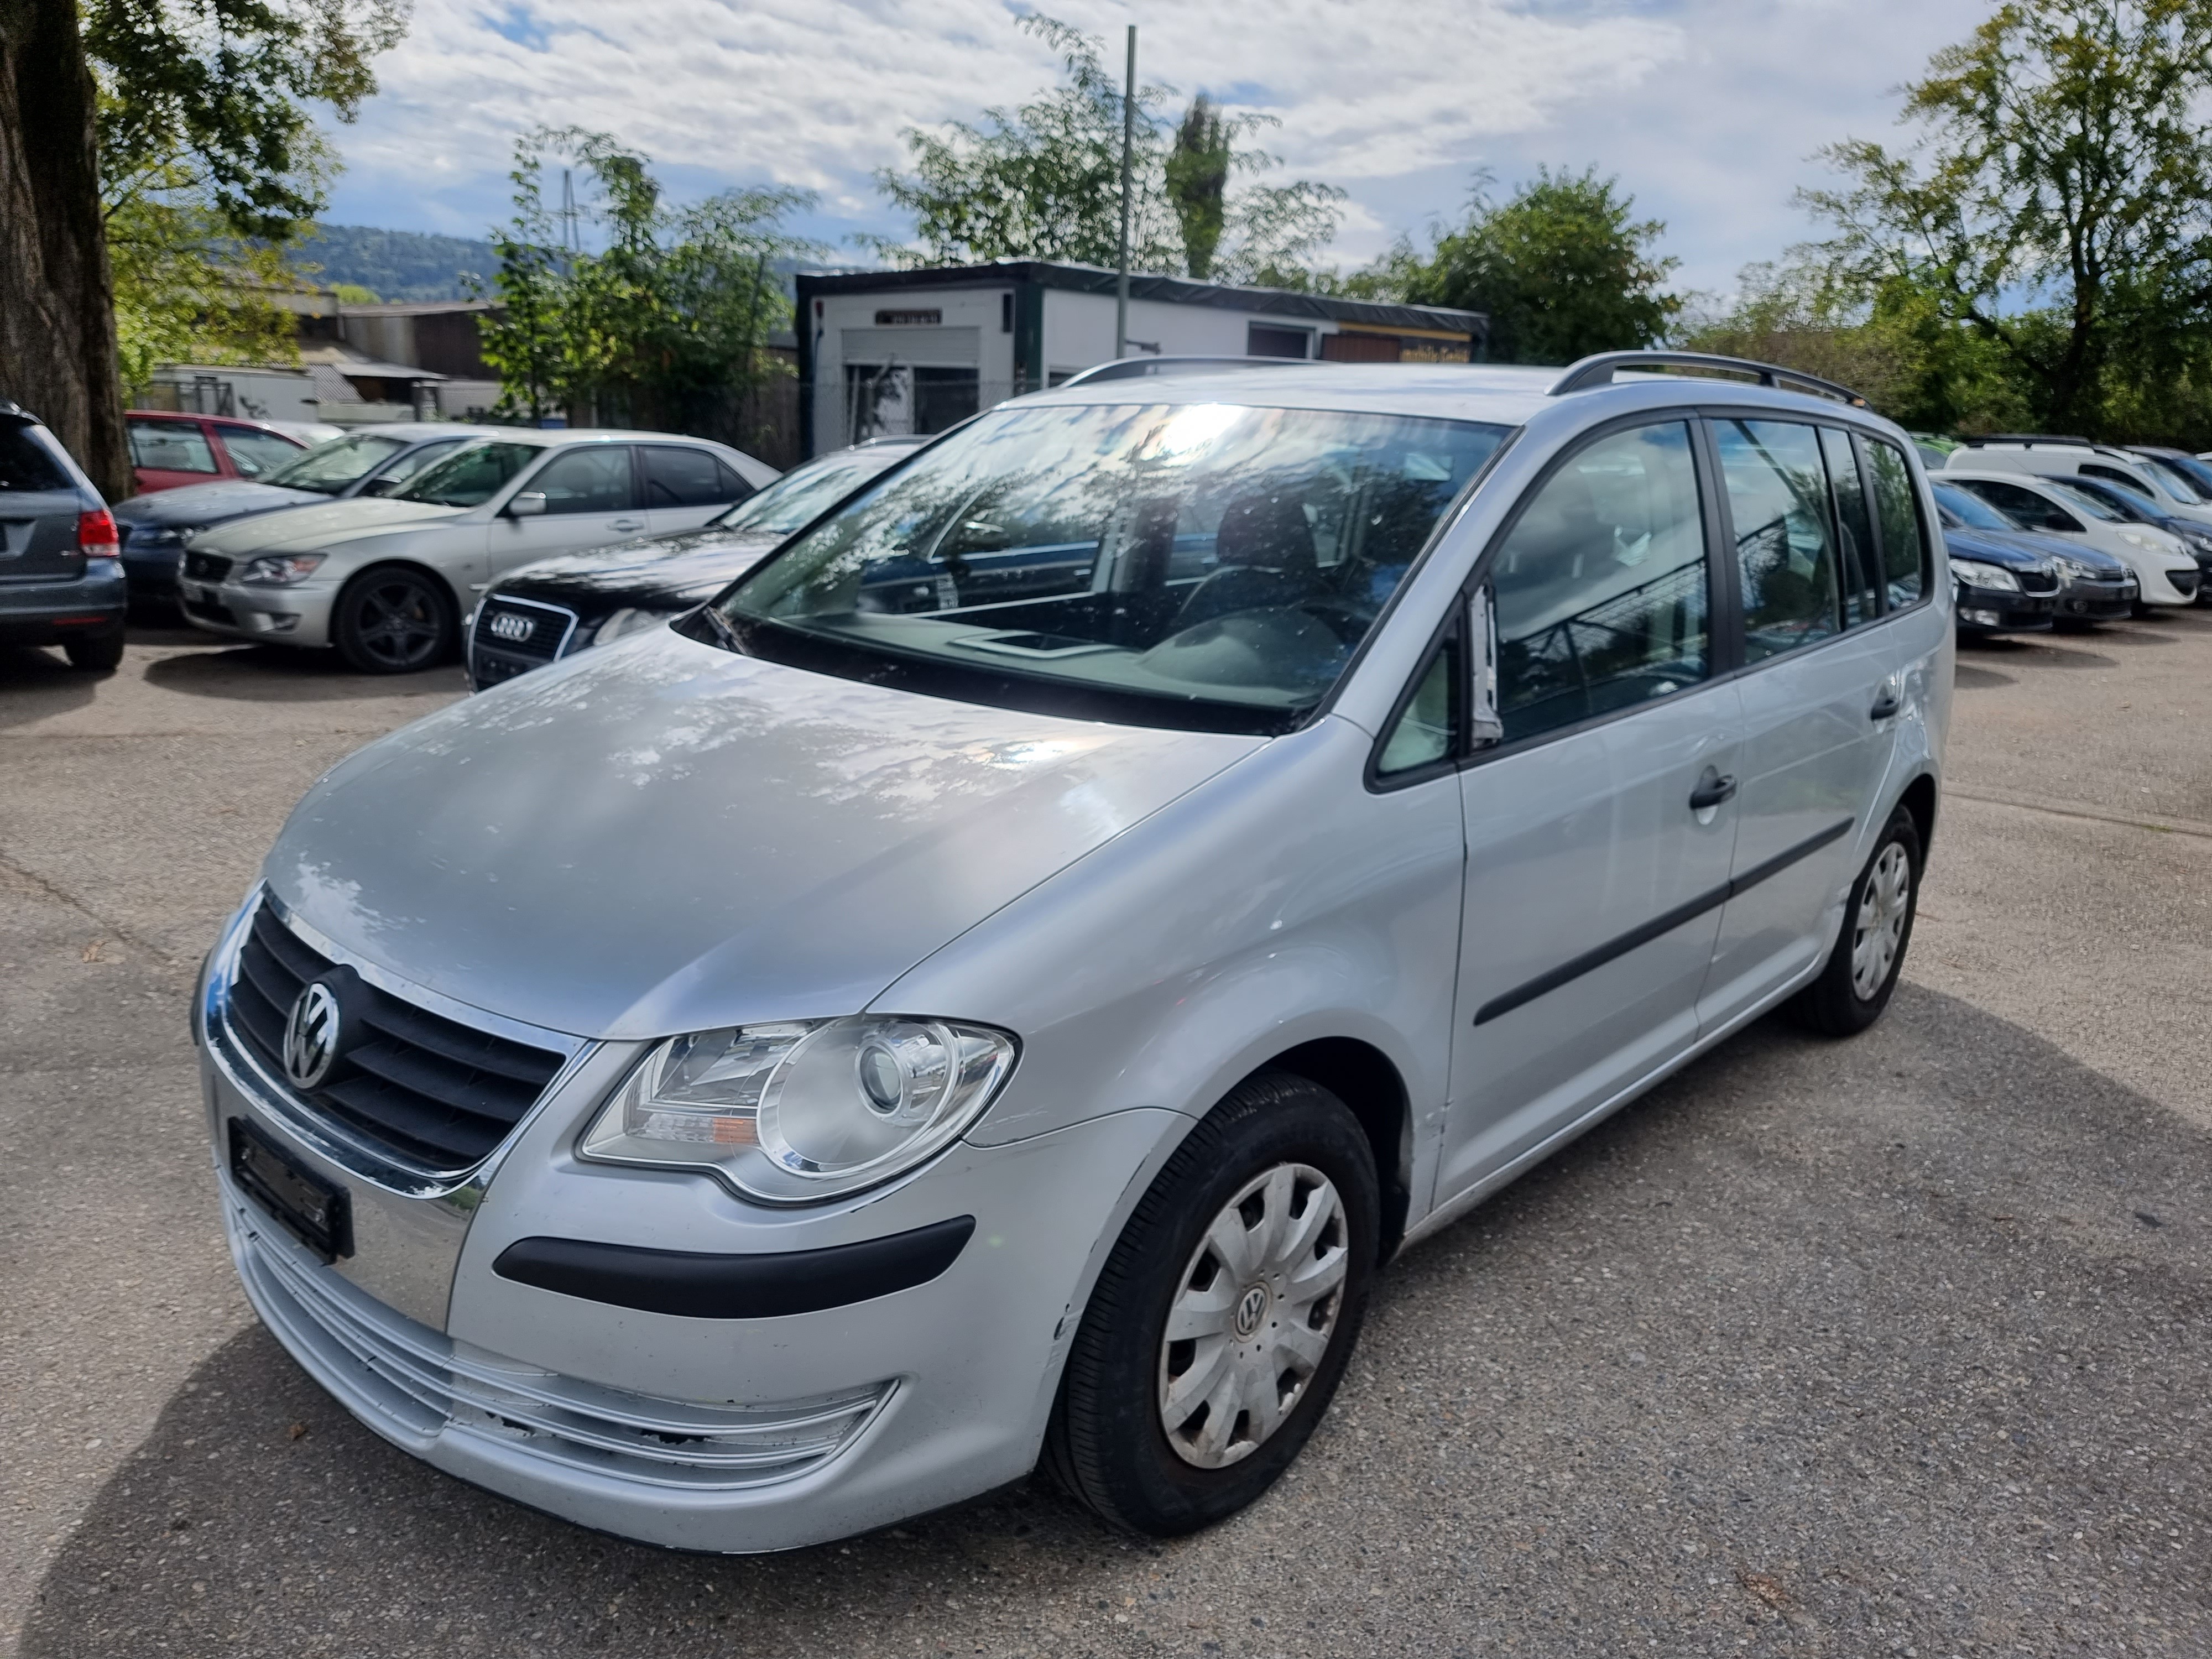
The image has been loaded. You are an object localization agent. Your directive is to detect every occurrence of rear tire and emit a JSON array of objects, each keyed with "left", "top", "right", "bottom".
[
  {"left": 62, "top": 628, "right": 125, "bottom": 672},
  {"left": 1787, "top": 805, "right": 1922, "bottom": 1037},
  {"left": 333, "top": 565, "right": 456, "bottom": 674},
  {"left": 1044, "top": 1071, "right": 1379, "bottom": 1537}
]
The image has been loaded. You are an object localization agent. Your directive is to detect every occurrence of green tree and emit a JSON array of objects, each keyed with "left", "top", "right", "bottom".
[
  {"left": 1397, "top": 168, "right": 1680, "bottom": 364},
  {"left": 1804, "top": 0, "right": 2212, "bottom": 439},
  {"left": 478, "top": 127, "right": 820, "bottom": 444},
  {"left": 874, "top": 15, "right": 1341, "bottom": 285}
]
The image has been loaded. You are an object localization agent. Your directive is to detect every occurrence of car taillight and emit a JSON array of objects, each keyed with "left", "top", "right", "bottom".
[{"left": 77, "top": 508, "right": 119, "bottom": 556}]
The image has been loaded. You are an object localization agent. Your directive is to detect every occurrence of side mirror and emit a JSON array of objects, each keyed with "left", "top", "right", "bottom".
[
  {"left": 358, "top": 477, "right": 396, "bottom": 497},
  {"left": 507, "top": 491, "right": 548, "bottom": 518},
  {"left": 1467, "top": 585, "right": 1504, "bottom": 749}
]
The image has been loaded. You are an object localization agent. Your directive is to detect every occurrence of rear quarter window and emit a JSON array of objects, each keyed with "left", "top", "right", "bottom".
[
  {"left": 1866, "top": 440, "right": 1931, "bottom": 608},
  {"left": 0, "top": 425, "right": 71, "bottom": 492}
]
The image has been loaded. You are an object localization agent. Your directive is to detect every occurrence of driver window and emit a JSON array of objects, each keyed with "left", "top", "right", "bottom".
[
  {"left": 1489, "top": 421, "right": 1712, "bottom": 744},
  {"left": 528, "top": 445, "right": 636, "bottom": 514}
]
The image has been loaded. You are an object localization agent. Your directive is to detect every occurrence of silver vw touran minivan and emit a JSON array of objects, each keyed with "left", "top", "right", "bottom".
[{"left": 194, "top": 353, "right": 1952, "bottom": 1550}]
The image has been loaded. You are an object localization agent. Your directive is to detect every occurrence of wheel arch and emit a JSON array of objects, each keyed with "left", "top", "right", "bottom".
[
  {"left": 1895, "top": 769, "right": 1939, "bottom": 854},
  {"left": 1253, "top": 1037, "right": 1413, "bottom": 1260}
]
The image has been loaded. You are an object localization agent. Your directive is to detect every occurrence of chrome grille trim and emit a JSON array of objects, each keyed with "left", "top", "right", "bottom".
[{"left": 226, "top": 1182, "right": 893, "bottom": 1487}]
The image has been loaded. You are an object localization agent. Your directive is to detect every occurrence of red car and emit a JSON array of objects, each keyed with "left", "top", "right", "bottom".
[{"left": 124, "top": 411, "right": 311, "bottom": 494}]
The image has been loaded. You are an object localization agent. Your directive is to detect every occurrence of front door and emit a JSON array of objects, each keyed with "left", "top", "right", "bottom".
[
  {"left": 489, "top": 444, "right": 644, "bottom": 578},
  {"left": 1437, "top": 419, "right": 1741, "bottom": 1207},
  {"left": 1698, "top": 416, "right": 1900, "bottom": 1029}
]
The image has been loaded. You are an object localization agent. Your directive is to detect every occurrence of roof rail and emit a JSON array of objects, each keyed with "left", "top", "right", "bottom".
[
  {"left": 1957, "top": 433, "right": 2096, "bottom": 449},
  {"left": 1548, "top": 351, "right": 1868, "bottom": 408},
  {"left": 1056, "top": 354, "right": 1323, "bottom": 387}
]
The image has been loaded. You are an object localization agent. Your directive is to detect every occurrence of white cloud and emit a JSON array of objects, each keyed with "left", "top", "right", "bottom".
[{"left": 323, "top": 0, "right": 1994, "bottom": 297}]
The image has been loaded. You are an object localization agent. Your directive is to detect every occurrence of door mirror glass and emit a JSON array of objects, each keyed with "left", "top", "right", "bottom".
[{"left": 508, "top": 491, "right": 548, "bottom": 518}]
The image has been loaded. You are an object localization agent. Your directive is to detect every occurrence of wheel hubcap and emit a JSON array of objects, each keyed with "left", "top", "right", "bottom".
[
  {"left": 1850, "top": 841, "right": 1912, "bottom": 1000},
  {"left": 1157, "top": 1162, "right": 1347, "bottom": 1470}
]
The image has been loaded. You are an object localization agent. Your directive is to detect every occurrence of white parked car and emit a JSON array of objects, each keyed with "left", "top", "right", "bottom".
[
  {"left": 179, "top": 431, "right": 779, "bottom": 671},
  {"left": 1940, "top": 470, "right": 2200, "bottom": 607},
  {"left": 1945, "top": 437, "right": 2212, "bottom": 530}
]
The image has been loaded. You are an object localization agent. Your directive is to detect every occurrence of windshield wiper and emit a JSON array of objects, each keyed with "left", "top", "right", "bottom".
[{"left": 692, "top": 603, "right": 744, "bottom": 654}]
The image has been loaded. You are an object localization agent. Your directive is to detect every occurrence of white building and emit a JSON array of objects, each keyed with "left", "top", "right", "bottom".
[{"left": 796, "top": 260, "right": 1488, "bottom": 457}]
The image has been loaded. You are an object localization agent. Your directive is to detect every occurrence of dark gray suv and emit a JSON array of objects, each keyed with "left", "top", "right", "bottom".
[{"left": 0, "top": 401, "right": 127, "bottom": 671}]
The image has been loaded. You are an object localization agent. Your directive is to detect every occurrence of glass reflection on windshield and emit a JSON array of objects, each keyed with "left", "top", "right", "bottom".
[{"left": 720, "top": 403, "right": 1506, "bottom": 727}]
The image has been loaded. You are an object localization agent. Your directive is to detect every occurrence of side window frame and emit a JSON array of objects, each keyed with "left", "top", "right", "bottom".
[
  {"left": 1860, "top": 432, "right": 1935, "bottom": 617},
  {"left": 1364, "top": 406, "right": 1725, "bottom": 786}
]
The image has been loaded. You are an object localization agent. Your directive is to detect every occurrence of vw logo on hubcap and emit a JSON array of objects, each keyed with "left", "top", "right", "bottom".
[
  {"left": 283, "top": 982, "right": 342, "bottom": 1089},
  {"left": 1233, "top": 1283, "right": 1270, "bottom": 1339}
]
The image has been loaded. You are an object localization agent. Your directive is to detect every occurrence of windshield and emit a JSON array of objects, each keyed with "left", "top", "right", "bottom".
[
  {"left": 1932, "top": 483, "right": 2018, "bottom": 531},
  {"left": 395, "top": 441, "right": 536, "bottom": 507},
  {"left": 2043, "top": 479, "right": 2130, "bottom": 522},
  {"left": 2070, "top": 476, "right": 2161, "bottom": 519},
  {"left": 265, "top": 433, "right": 407, "bottom": 494},
  {"left": 714, "top": 448, "right": 910, "bottom": 535},
  {"left": 714, "top": 401, "right": 1508, "bottom": 732},
  {"left": 2140, "top": 451, "right": 2212, "bottom": 502}
]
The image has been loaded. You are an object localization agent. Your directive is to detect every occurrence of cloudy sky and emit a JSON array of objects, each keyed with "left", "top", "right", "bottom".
[{"left": 322, "top": 0, "right": 1997, "bottom": 301}]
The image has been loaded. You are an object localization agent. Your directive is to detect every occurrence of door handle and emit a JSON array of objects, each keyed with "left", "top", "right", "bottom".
[
  {"left": 1869, "top": 690, "right": 1901, "bottom": 720},
  {"left": 1688, "top": 770, "right": 1737, "bottom": 811},
  {"left": 609, "top": 518, "right": 645, "bottom": 532}
]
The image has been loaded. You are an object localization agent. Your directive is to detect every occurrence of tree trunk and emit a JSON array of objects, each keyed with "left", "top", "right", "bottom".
[{"left": 0, "top": 0, "right": 128, "bottom": 499}]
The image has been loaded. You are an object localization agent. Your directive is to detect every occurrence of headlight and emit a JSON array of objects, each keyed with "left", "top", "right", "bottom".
[
  {"left": 238, "top": 554, "right": 326, "bottom": 586},
  {"left": 1949, "top": 559, "right": 2020, "bottom": 592},
  {"left": 579, "top": 1017, "right": 1018, "bottom": 1203},
  {"left": 2117, "top": 530, "right": 2166, "bottom": 552},
  {"left": 590, "top": 607, "right": 666, "bottom": 647}
]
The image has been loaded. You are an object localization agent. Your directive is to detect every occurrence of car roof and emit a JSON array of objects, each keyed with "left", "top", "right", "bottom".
[
  {"left": 341, "top": 422, "right": 489, "bottom": 440},
  {"left": 1011, "top": 361, "right": 1904, "bottom": 435}
]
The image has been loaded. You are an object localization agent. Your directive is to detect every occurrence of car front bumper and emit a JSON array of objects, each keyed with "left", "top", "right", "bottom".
[
  {"left": 194, "top": 913, "right": 1173, "bottom": 1551},
  {"left": 2054, "top": 575, "right": 2137, "bottom": 621},
  {"left": 1954, "top": 583, "right": 2055, "bottom": 633},
  {"left": 181, "top": 576, "right": 338, "bottom": 647},
  {"left": 0, "top": 561, "right": 129, "bottom": 645}
]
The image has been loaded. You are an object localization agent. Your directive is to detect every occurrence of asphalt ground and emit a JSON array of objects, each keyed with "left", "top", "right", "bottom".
[{"left": 2, "top": 612, "right": 2208, "bottom": 1658}]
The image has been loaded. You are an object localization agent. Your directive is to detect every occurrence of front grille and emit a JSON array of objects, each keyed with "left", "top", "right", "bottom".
[
  {"left": 469, "top": 596, "right": 577, "bottom": 690},
  {"left": 184, "top": 551, "right": 232, "bottom": 582},
  {"left": 225, "top": 900, "right": 568, "bottom": 1172},
  {"left": 227, "top": 1187, "right": 890, "bottom": 1486}
]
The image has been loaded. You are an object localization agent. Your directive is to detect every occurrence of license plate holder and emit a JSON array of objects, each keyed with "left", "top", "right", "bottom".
[{"left": 228, "top": 1117, "right": 353, "bottom": 1261}]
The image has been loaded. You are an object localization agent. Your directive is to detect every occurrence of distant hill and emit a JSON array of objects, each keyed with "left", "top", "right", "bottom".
[{"left": 290, "top": 225, "right": 499, "bottom": 300}]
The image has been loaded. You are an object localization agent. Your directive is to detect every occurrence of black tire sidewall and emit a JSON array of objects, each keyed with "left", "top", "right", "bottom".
[
  {"left": 1815, "top": 807, "right": 1923, "bottom": 1034},
  {"left": 335, "top": 566, "right": 455, "bottom": 674},
  {"left": 64, "top": 628, "right": 125, "bottom": 671},
  {"left": 1052, "top": 1074, "right": 1380, "bottom": 1535}
]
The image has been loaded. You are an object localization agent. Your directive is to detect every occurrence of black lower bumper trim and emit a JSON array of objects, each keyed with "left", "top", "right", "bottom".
[{"left": 492, "top": 1215, "right": 977, "bottom": 1319}]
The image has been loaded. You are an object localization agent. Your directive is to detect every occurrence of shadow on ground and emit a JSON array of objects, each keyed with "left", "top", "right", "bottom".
[
  {"left": 21, "top": 988, "right": 2212, "bottom": 1658},
  {"left": 140, "top": 643, "right": 465, "bottom": 703},
  {"left": 0, "top": 647, "right": 101, "bottom": 726}
]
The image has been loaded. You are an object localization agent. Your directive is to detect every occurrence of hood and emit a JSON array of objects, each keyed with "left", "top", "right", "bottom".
[
  {"left": 1943, "top": 526, "right": 2049, "bottom": 570},
  {"left": 194, "top": 495, "right": 463, "bottom": 555},
  {"left": 500, "top": 529, "right": 785, "bottom": 614},
  {"left": 1955, "top": 522, "right": 2127, "bottom": 575},
  {"left": 505, "top": 524, "right": 782, "bottom": 583},
  {"left": 267, "top": 630, "right": 1262, "bottom": 1039},
  {"left": 114, "top": 480, "right": 321, "bottom": 528}
]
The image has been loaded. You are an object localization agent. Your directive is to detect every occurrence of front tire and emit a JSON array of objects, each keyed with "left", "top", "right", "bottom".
[
  {"left": 1787, "top": 805, "right": 1922, "bottom": 1037},
  {"left": 1044, "top": 1071, "right": 1379, "bottom": 1536},
  {"left": 333, "top": 565, "right": 456, "bottom": 674}
]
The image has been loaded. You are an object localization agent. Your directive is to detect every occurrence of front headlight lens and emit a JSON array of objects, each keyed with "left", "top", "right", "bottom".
[
  {"left": 579, "top": 1016, "right": 1018, "bottom": 1202},
  {"left": 590, "top": 607, "right": 666, "bottom": 647},
  {"left": 1950, "top": 559, "right": 2021, "bottom": 592},
  {"left": 239, "top": 553, "right": 326, "bottom": 586},
  {"left": 2117, "top": 529, "right": 2165, "bottom": 552}
]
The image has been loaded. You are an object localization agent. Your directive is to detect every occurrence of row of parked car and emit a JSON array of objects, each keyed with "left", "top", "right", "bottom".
[{"left": 1927, "top": 436, "right": 2212, "bottom": 637}]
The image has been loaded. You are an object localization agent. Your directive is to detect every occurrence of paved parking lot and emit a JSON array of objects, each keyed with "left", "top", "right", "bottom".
[{"left": 3, "top": 617, "right": 2208, "bottom": 1658}]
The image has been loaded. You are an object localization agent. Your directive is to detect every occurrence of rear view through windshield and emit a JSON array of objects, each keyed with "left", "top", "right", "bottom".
[{"left": 719, "top": 403, "right": 1507, "bottom": 729}]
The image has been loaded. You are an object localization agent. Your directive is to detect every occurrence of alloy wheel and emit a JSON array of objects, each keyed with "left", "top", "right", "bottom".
[
  {"left": 1157, "top": 1162, "right": 1347, "bottom": 1469},
  {"left": 1850, "top": 841, "right": 1912, "bottom": 1000},
  {"left": 354, "top": 577, "right": 444, "bottom": 670}
]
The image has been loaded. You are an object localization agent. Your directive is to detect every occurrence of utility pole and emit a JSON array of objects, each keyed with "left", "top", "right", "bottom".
[{"left": 1115, "top": 24, "right": 1135, "bottom": 359}]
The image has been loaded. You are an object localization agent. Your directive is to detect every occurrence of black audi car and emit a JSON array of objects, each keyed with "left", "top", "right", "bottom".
[{"left": 467, "top": 437, "right": 925, "bottom": 690}]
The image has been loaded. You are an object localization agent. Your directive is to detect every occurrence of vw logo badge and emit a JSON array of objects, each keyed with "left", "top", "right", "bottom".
[
  {"left": 1233, "top": 1284, "right": 1270, "bottom": 1339},
  {"left": 283, "top": 982, "right": 342, "bottom": 1089},
  {"left": 488, "top": 612, "right": 533, "bottom": 641}
]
